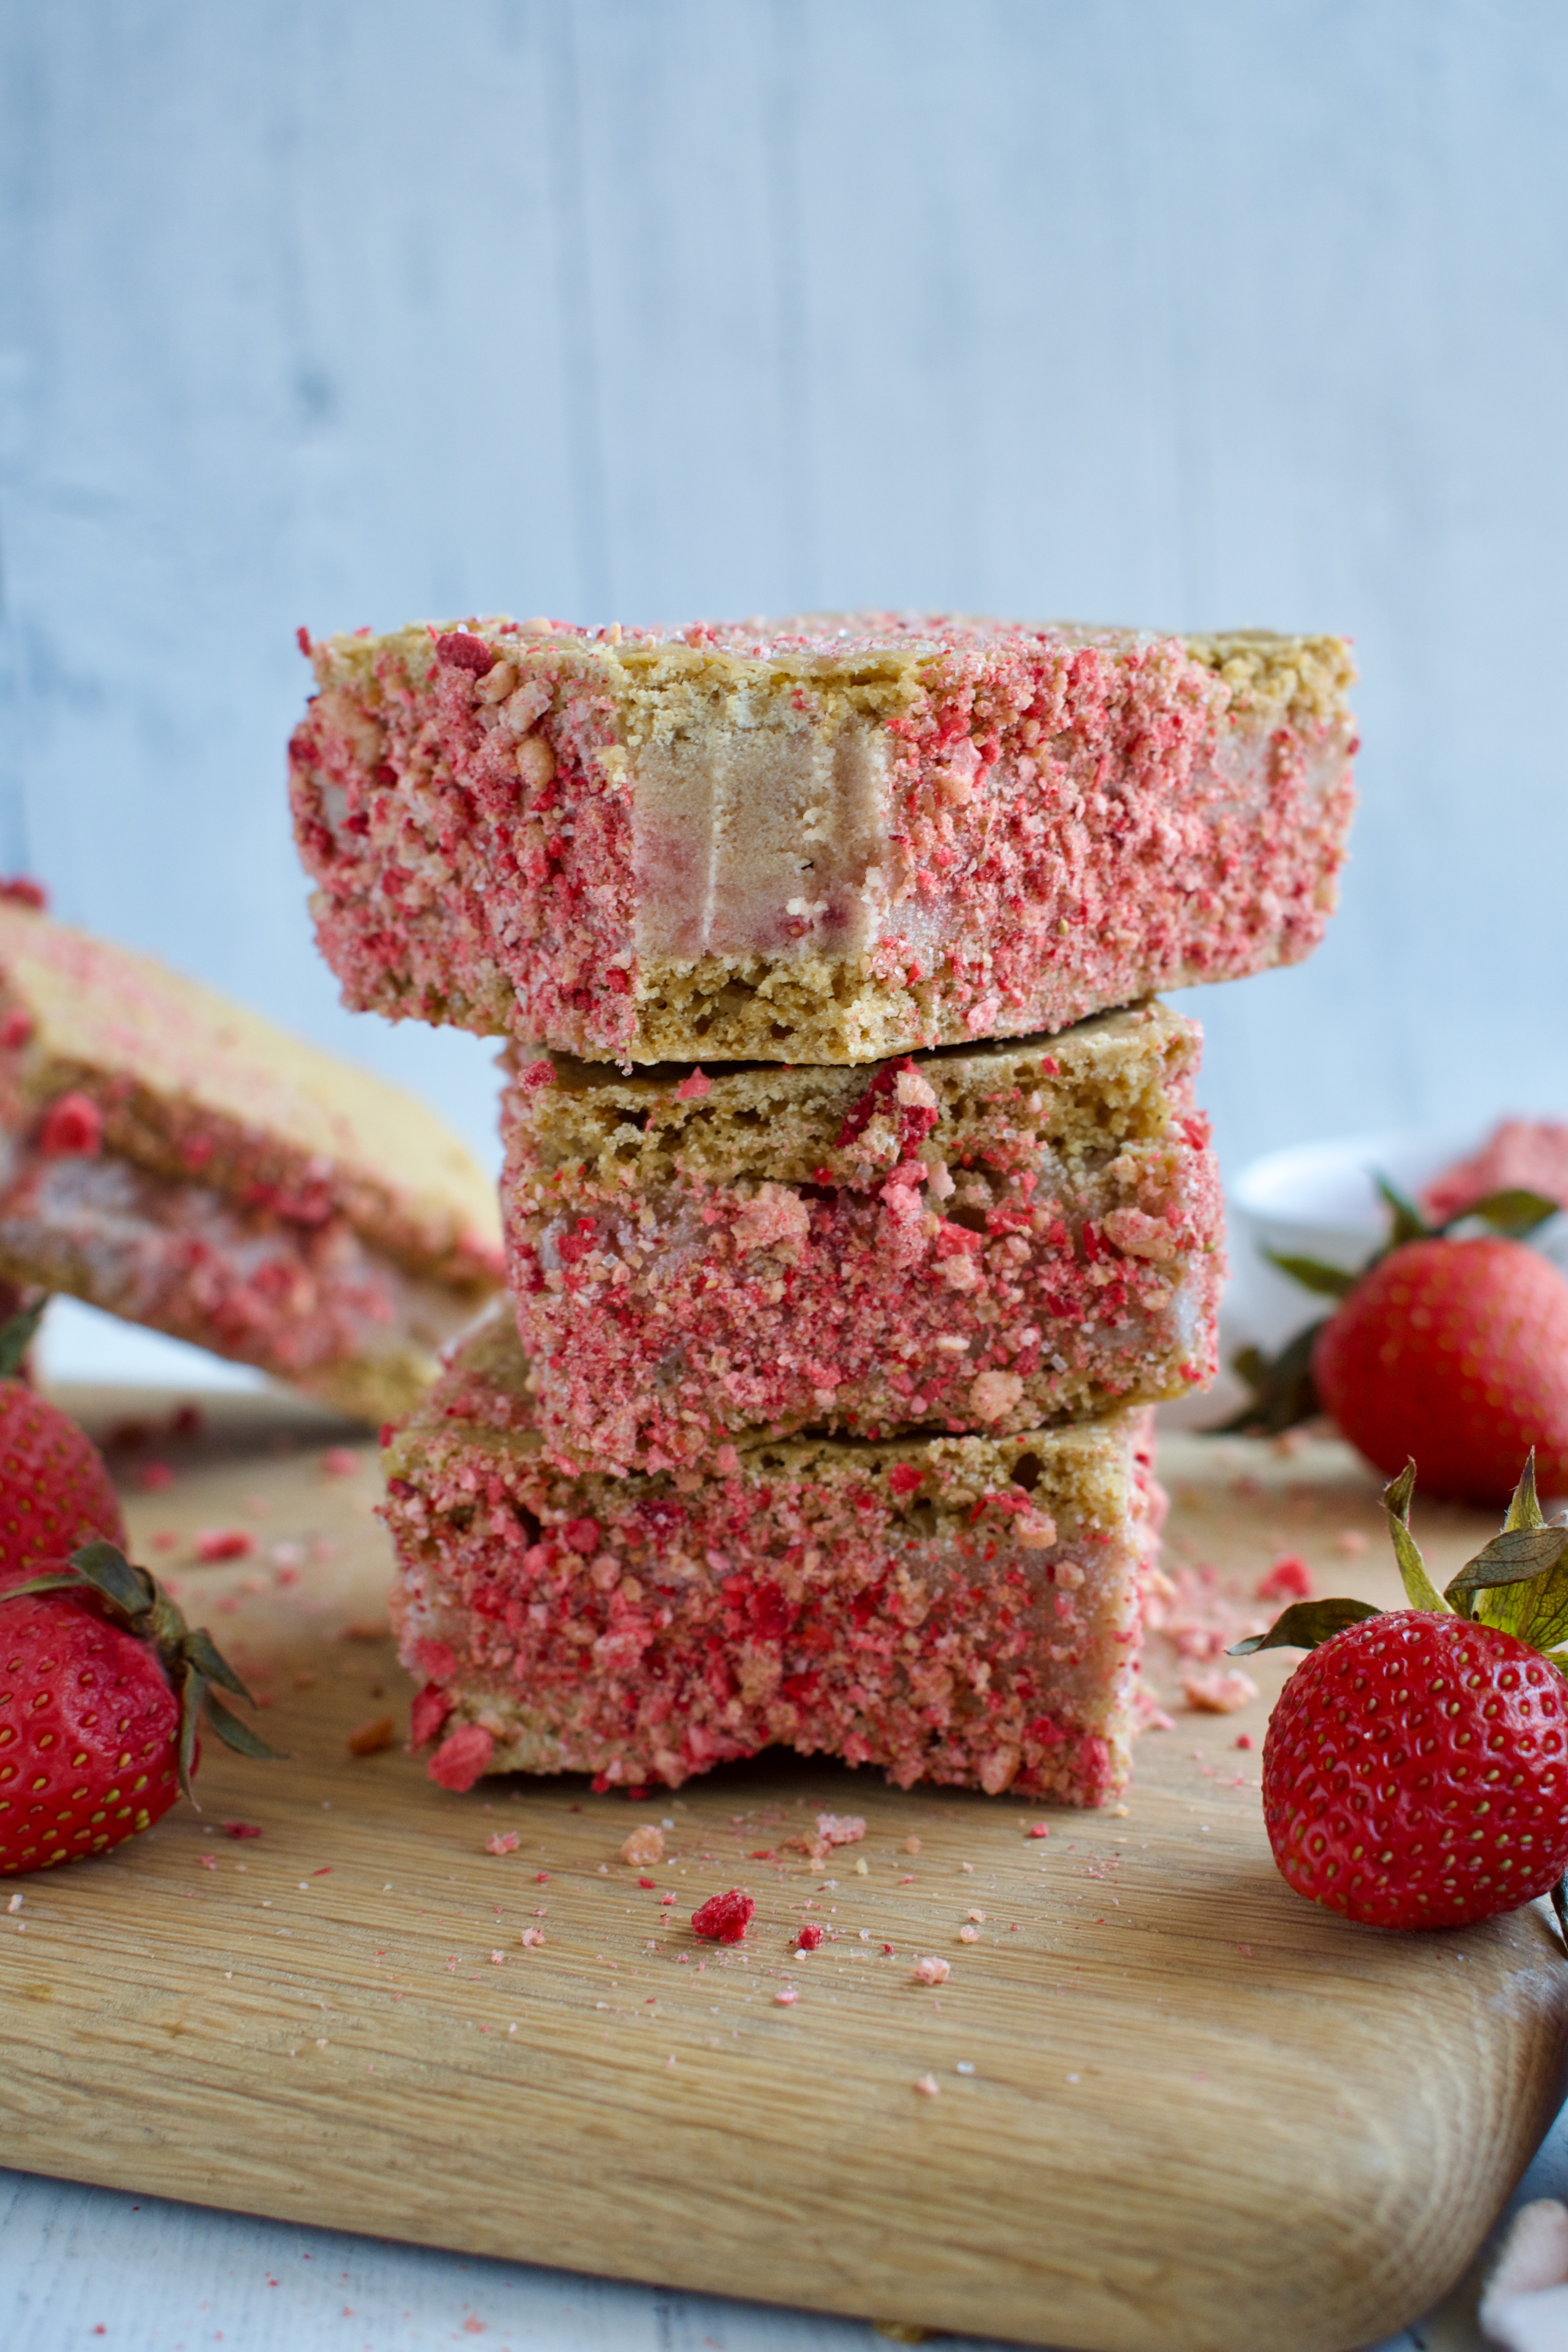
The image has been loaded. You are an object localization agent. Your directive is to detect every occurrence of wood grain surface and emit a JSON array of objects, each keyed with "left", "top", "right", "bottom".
[{"left": 2, "top": 1389, "right": 1563, "bottom": 2352}]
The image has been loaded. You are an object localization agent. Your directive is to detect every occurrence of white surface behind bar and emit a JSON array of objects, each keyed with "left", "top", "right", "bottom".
[{"left": 3, "top": 2, "right": 1568, "bottom": 1180}]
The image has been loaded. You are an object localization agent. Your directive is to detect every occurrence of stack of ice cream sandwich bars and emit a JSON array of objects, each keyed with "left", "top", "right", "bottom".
[{"left": 290, "top": 612, "right": 1356, "bottom": 1808}]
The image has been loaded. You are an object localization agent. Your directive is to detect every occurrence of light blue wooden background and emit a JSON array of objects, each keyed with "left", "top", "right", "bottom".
[{"left": 3, "top": 0, "right": 1567, "bottom": 1180}]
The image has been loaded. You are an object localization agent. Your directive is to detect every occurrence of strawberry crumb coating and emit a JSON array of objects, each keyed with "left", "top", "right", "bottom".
[
  {"left": 291, "top": 613, "right": 1356, "bottom": 1065},
  {"left": 383, "top": 1310, "right": 1162, "bottom": 1805},
  {"left": 0, "top": 899, "right": 500, "bottom": 1287},
  {"left": 0, "top": 1146, "right": 483, "bottom": 1425},
  {"left": 502, "top": 1001, "right": 1222, "bottom": 1473}
]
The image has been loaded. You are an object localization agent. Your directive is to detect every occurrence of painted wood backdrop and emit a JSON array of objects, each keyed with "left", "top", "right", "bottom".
[{"left": 2, "top": 0, "right": 1566, "bottom": 1178}]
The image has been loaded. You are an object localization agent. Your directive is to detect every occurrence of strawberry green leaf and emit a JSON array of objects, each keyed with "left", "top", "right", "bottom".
[
  {"left": 1455, "top": 1188, "right": 1561, "bottom": 1239},
  {"left": 0, "top": 1294, "right": 47, "bottom": 1380},
  {"left": 1263, "top": 1251, "right": 1357, "bottom": 1299},
  {"left": 1382, "top": 1463, "right": 1453, "bottom": 1614},
  {"left": 1443, "top": 1525, "right": 1568, "bottom": 1604},
  {"left": 69, "top": 1540, "right": 157, "bottom": 1621},
  {"left": 1505, "top": 1452, "right": 1546, "bottom": 1533},
  {"left": 1210, "top": 1321, "right": 1325, "bottom": 1438},
  {"left": 1228, "top": 1596, "right": 1383, "bottom": 1655},
  {"left": 1479, "top": 1571, "right": 1568, "bottom": 1656},
  {"left": 181, "top": 1625, "right": 254, "bottom": 1704},
  {"left": 1467, "top": 1547, "right": 1568, "bottom": 1652},
  {"left": 0, "top": 1570, "right": 94, "bottom": 1603},
  {"left": 202, "top": 1689, "right": 285, "bottom": 1764},
  {"left": 1375, "top": 1175, "right": 1432, "bottom": 1247},
  {"left": 177, "top": 1670, "right": 205, "bottom": 1803}
]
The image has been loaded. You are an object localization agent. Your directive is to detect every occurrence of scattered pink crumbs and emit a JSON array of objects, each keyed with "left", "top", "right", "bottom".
[
  {"left": 796, "top": 1922, "right": 825, "bottom": 1952},
  {"left": 484, "top": 1829, "right": 521, "bottom": 1857},
  {"left": 774, "top": 1986, "right": 799, "bottom": 2006},
  {"left": 914, "top": 2073, "right": 941, "bottom": 2097},
  {"left": 195, "top": 1527, "right": 257, "bottom": 1563},
  {"left": 620, "top": 1824, "right": 664, "bottom": 1866},
  {"left": 1256, "top": 1553, "right": 1313, "bottom": 1602},
  {"left": 691, "top": 1889, "right": 755, "bottom": 1944},
  {"left": 1180, "top": 1665, "right": 1259, "bottom": 1714},
  {"left": 913, "top": 1956, "right": 950, "bottom": 1985}
]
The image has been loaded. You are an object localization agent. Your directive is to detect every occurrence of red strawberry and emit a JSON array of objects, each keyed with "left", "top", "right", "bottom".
[
  {"left": 1234, "top": 1456, "right": 1568, "bottom": 1933},
  {"left": 0, "top": 1300, "right": 124, "bottom": 1582},
  {"left": 1314, "top": 1236, "right": 1568, "bottom": 1504},
  {"left": 1226, "top": 1179, "right": 1568, "bottom": 1506},
  {"left": 0, "top": 1541, "right": 280, "bottom": 1875},
  {"left": 1260, "top": 1609, "right": 1568, "bottom": 1928}
]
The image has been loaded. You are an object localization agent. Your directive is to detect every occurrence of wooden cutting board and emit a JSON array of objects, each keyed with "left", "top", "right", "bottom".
[{"left": 2, "top": 1387, "right": 1564, "bottom": 2352}]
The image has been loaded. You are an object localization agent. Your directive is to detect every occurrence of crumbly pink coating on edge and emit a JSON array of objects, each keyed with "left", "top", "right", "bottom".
[
  {"left": 383, "top": 1320, "right": 1161, "bottom": 1805},
  {"left": 0, "top": 909, "right": 503, "bottom": 1288},
  {"left": 0, "top": 1143, "right": 475, "bottom": 1420},
  {"left": 291, "top": 617, "right": 1356, "bottom": 1060},
  {"left": 501, "top": 1036, "right": 1223, "bottom": 1474}
]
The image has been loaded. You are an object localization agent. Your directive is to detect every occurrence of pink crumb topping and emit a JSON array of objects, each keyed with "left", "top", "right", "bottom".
[
  {"left": 1256, "top": 1554, "right": 1314, "bottom": 1601},
  {"left": 1180, "top": 1665, "right": 1259, "bottom": 1714},
  {"left": 196, "top": 1528, "right": 256, "bottom": 1563},
  {"left": 428, "top": 1721, "right": 495, "bottom": 1790},
  {"left": 386, "top": 1318, "right": 1160, "bottom": 1806},
  {"left": 291, "top": 617, "right": 1355, "bottom": 1063},
  {"left": 691, "top": 1888, "right": 755, "bottom": 1943},
  {"left": 796, "top": 1923, "right": 825, "bottom": 1951},
  {"left": 0, "top": 1143, "right": 481, "bottom": 1408},
  {"left": 501, "top": 1037, "right": 1223, "bottom": 1475},
  {"left": 38, "top": 1093, "right": 103, "bottom": 1157}
]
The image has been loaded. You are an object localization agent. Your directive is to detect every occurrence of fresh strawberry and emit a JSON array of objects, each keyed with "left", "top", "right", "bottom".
[
  {"left": 0, "top": 1540, "right": 280, "bottom": 1875},
  {"left": 0, "top": 1299, "right": 124, "bottom": 1581},
  {"left": 1233, "top": 1454, "right": 1568, "bottom": 1932},
  {"left": 1225, "top": 1178, "right": 1568, "bottom": 1504},
  {"left": 1313, "top": 1236, "right": 1568, "bottom": 1503}
]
